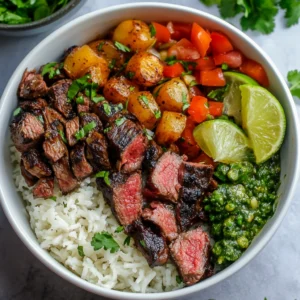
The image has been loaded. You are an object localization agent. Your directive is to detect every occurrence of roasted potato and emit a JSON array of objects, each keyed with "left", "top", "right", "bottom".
[
  {"left": 153, "top": 78, "right": 190, "bottom": 112},
  {"left": 128, "top": 91, "right": 161, "bottom": 130},
  {"left": 88, "top": 39, "right": 126, "bottom": 69},
  {"left": 126, "top": 52, "right": 163, "bottom": 87},
  {"left": 103, "top": 76, "right": 139, "bottom": 105},
  {"left": 155, "top": 111, "right": 187, "bottom": 145},
  {"left": 113, "top": 20, "right": 155, "bottom": 52},
  {"left": 64, "top": 45, "right": 107, "bottom": 79},
  {"left": 85, "top": 60, "right": 110, "bottom": 87}
]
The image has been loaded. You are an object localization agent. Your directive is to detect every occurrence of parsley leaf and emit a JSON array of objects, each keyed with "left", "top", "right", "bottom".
[
  {"left": 77, "top": 246, "right": 85, "bottom": 257},
  {"left": 91, "top": 232, "right": 120, "bottom": 253},
  {"left": 280, "top": 0, "right": 300, "bottom": 27},
  {"left": 95, "top": 171, "right": 111, "bottom": 186},
  {"left": 149, "top": 23, "right": 156, "bottom": 37},
  {"left": 287, "top": 70, "right": 300, "bottom": 98},
  {"left": 114, "top": 41, "right": 131, "bottom": 52}
]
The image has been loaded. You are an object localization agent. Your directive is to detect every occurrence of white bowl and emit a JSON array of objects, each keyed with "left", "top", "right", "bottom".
[{"left": 0, "top": 3, "right": 299, "bottom": 299}]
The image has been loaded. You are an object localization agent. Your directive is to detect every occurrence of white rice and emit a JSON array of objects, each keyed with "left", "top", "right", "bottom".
[{"left": 11, "top": 146, "right": 181, "bottom": 293}]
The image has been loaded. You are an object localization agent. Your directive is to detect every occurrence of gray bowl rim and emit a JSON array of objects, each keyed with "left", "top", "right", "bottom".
[
  {"left": 0, "top": 2, "right": 299, "bottom": 300},
  {"left": 0, "top": 0, "right": 82, "bottom": 31}
]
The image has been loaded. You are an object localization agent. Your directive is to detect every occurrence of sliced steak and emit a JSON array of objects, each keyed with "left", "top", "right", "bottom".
[
  {"left": 170, "top": 227, "right": 211, "bottom": 285},
  {"left": 33, "top": 177, "right": 54, "bottom": 199},
  {"left": 143, "top": 140, "right": 163, "bottom": 170},
  {"left": 177, "top": 162, "right": 214, "bottom": 231},
  {"left": 86, "top": 131, "right": 111, "bottom": 170},
  {"left": 80, "top": 112, "right": 102, "bottom": 133},
  {"left": 52, "top": 156, "right": 78, "bottom": 194},
  {"left": 129, "top": 220, "right": 169, "bottom": 267},
  {"left": 19, "top": 98, "right": 48, "bottom": 115},
  {"left": 18, "top": 69, "right": 48, "bottom": 99},
  {"left": 96, "top": 171, "right": 142, "bottom": 226},
  {"left": 77, "top": 92, "right": 91, "bottom": 114},
  {"left": 92, "top": 101, "right": 124, "bottom": 124},
  {"left": 10, "top": 113, "right": 44, "bottom": 152},
  {"left": 70, "top": 142, "right": 93, "bottom": 180},
  {"left": 43, "top": 107, "right": 66, "bottom": 128},
  {"left": 106, "top": 118, "right": 148, "bottom": 173},
  {"left": 142, "top": 201, "right": 178, "bottom": 242},
  {"left": 146, "top": 151, "right": 182, "bottom": 202},
  {"left": 21, "top": 148, "right": 52, "bottom": 178},
  {"left": 20, "top": 160, "right": 38, "bottom": 187},
  {"left": 43, "top": 129, "right": 68, "bottom": 163},
  {"left": 65, "top": 117, "right": 79, "bottom": 146},
  {"left": 48, "top": 79, "right": 75, "bottom": 119}
]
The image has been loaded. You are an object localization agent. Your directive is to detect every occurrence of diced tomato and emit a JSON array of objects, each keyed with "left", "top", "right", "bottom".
[
  {"left": 195, "top": 57, "right": 215, "bottom": 70},
  {"left": 191, "top": 22, "right": 211, "bottom": 57},
  {"left": 210, "top": 32, "right": 234, "bottom": 54},
  {"left": 163, "top": 62, "right": 184, "bottom": 77},
  {"left": 187, "top": 96, "right": 209, "bottom": 123},
  {"left": 213, "top": 50, "right": 243, "bottom": 68},
  {"left": 208, "top": 101, "right": 223, "bottom": 117},
  {"left": 168, "top": 38, "right": 200, "bottom": 60},
  {"left": 239, "top": 59, "right": 269, "bottom": 87},
  {"left": 167, "top": 22, "right": 192, "bottom": 40},
  {"left": 198, "top": 68, "right": 226, "bottom": 86},
  {"left": 178, "top": 116, "right": 201, "bottom": 159},
  {"left": 152, "top": 22, "right": 170, "bottom": 43},
  {"left": 189, "top": 85, "right": 204, "bottom": 98},
  {"left": 193, "top": 152, "right": 215, "bottom": 166}
]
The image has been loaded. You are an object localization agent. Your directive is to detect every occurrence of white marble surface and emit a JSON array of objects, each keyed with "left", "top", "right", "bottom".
[{"left": 0, "top": 1, "right": 300, "bottom": 299}]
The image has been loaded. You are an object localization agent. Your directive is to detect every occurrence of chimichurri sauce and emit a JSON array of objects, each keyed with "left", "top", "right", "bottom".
[{"left": 203, "top": 153, "right": 281, "bottom": 265}]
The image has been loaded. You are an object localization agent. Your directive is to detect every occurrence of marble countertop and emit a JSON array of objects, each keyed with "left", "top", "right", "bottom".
[{"left": 1, "top": 1, "right": 300, "bottom": 299}]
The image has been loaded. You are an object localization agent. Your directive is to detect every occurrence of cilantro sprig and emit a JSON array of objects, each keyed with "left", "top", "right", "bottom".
[
  {"left": 91, "top": 232, "right": 120, "bottom": 253},
  {"left": 287, "top": 70, "right": 300, "bottom": 98}
]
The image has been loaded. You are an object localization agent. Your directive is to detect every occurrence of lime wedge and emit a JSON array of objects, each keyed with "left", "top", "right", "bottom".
[
  {"left": 223, "top": 72, "right": 259, "bottom": 125},
  {"left": 240, "top": 84, "right": 286, "bottom": 164},
  {"left": 193, "top": 119, "right": 251, "bottom": 163}
]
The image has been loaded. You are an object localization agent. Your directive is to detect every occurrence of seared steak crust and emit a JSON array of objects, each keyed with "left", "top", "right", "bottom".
[
  {"left": 43, "top": 107, "right": 66, "bottom": 128},
  {"left": 19, "top": 98, "right": 48, "bottom": 115},
  {"left": 20, "top": 160, "right": 38, "bottom": 187},
  {"left": 80, "top": 112, "right": 102, "bottom": 133},
  {"left": 143, "top": 140, "right": 163, "bottom": 170},
  {"left": 65, "top": 117, "right": 79, "bottom": 147},
  {"left": 33, "top": 177, "right": 54, "bottom": 199}
]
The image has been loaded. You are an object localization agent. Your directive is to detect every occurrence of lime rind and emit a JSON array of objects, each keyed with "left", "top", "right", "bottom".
[
  {"left": 240, "top": 84, "right": 286, "bottom": 164},
  {"left": 193, "top": 119, "right": 251, "bottom": 163}
]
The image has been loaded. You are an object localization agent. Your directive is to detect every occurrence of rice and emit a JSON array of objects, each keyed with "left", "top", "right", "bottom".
[{"left": 11, "top": 146, "right": 181, "bottom": 293}]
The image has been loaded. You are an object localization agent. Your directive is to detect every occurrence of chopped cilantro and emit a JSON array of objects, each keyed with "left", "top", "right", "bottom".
[
  {"left": 181, "top": 70, "right": 193, "bottom": 76},
  {"left": 13, "top": 107, "right": 21, "bottom": 117},
  {"left": 115, "top": 226, "right": 124, "bottom": 233},
  {"left": 103, "top": 127, "right": 111, "bottom": 134},
  {"left": 140, "top": 240, "right": 146, "bottom": 247},
  {"left": 103, "top": 103, "right": 112, "bottom": 115},
  {"left": 144, "top": 128, "right": 154, "bottom": 140},
  {"left": 189, "top": 80, "right": 198, "bottom": 87},
  {"left": 109, "top": 58, "right": 116, "bottom": 70},
  {"left": 207, "top": 84, "right": 229, "bottom": 102},
  {"left": 92, "top": 96, "right": 105, "bottom": 103},
  {"left": 74, "top": 121, "right": 96, "bottom": 140},
  {"left": 115, "top": 117, "right": 127, "bottom": 126},
  {"left": 67, "top": 74, "right": 91, "bottom": 100},
  {"left": 176, "top": 275, "right": 183, "bottom": 284},
  {"left": 76, "top": 95, "right": 85, "bottom": 104},
  {"left": 114, "top": 41, "right": 131, "bottom": 52},
  {"left": 77, "top": 246, "right": 85, "bottom": 257},
  {"left": 41, "top": 62, "right": 58, "bottom": 79},
  {"left": 123, "top": 236, "right": 131, "bottom": 246},
  {"left": 127, "top": 71, "right": 135, "bottom": 80},
  {"left": 287, "top": 70, "right": 300, "bottom": 98},
  {"left": 221, "top": 63, "right": 229, "bottom": 70},
  {"left": 154, "top": 109, "right": 161, "bottom": 119},
  {"left": 139, "top": 95, "right": 149, "bottom": 107},
  {"left": 97, "top": 41, "right": 105, "bottom": 51},
  {"left": 36, "top": 115, "right": 44, "bottom": 124},
  {"left": 91, "top": 232, "right": 120, "bottom": 253},
  {"left": 95, "top": 171, "right": 111, "bottom": 186},
  {"left": 182, "top": 93, "right": 190, "bottom": 111},
  {"left": 49, "top": 196, "right": 56, "bottom": 202},
  {"left": 158, "top": 78, "right": 170, "bottom": 85},
  {"left": 129, "top": 86, "right": 135, "bottom": 92},
  {"left": 58, "top": 130, "right": 67, "bottom": 143},
  {"left": 149, "top": 23, "right": 156, "bottom": 37}
]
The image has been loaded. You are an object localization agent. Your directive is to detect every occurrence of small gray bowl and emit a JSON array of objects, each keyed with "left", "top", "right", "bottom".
[{"left": 0, "top": 0, "right": 87, "bottom": 37}]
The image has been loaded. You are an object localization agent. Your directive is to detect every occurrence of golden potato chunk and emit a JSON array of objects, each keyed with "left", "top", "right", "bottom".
[
  {"left": 113, "top": 20, "right": 155, "bottom": 52},
  {"left": 85, "top": 60, "right": 110, "bottom": 87},
  {"left": 88, "top": 39, "right": 125, "bottom": 69},
  {"left": 155, "top": 111, "right": 187, "bottom": 145},
  {"left": 153, "top": 78, "right": 190, "bottom": 112},
  {"left": 103, "top": 76, "right": 139, "bottom": 105},
  {"left": 64, "top": 45, "right": 107, "bottom": 79},
  {"left": 128, "top": 91, "right": 161, "bottom": 130},
  {"left": 126, "top": 52, "right": 163, "bottom": 87}
]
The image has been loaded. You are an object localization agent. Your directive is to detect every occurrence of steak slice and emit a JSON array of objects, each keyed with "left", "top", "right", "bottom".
[
  {"left": 70, "top": 142, "right": 93, "bottom": 180},
  {"left": 18, "top": 69, "right": 48, "bottom": 99},
  {"left": 48, "top": 79, "right": 75, "bottom": 119},
  {"left": 147, "top": 151, "right": 182, "bottom": 202},
  {"left": 65, "top": 117, "right": 79, "bottom": 146},
  {"left": 176, "top": 162, "right": 214, "bottom": 231},
  {"left": 129, "top": 220, "right": 169, "bottom": 267},
  {"left": 52, "top": 156, "right": 79, "bottom": 194},
  {"left": 33, "top": 177, "right": 54, "bottom": 199},
  {"left": 80, "top": 112, "right": 102, "bottom": 133},
  {"left": 96, "top": 171, "right": 142, "bottom": 226},
  {"left": 92, "top": 101, "right": 124, "bottom": 124},
  {"left": 20, "top": 160, "right": 38, "bottom": 187},
  {"left": 43, "top": 107, "right": 66, "bottom": 128},
  {"left": 86, "top": 131, "right": 111, "bottom": 171},
  {"left": 106, "top": 118, "right": 148, "bottom": 173},
  {"left": 43, "top": 129, "right": 68, "bottom": 163},
  {"left": 19, "top": 98, "right": 48, "bottom": 115},
  {"left": 142, "top": 201, "right": 178, "bottom": 242},
  {"left": 170, "top": 227, "right": 211, "bottom": 285},
  {"left": 22, "top": 148, "right": 52, "bottom": 178},
  {"left": 10, "top": 113, "right": 44, "bottom": 152},
  {"left": 143, "top": 140, "right": 163, "bottom": 170},
  {"left": 77, "top": 92, "right": 91, "bottom": 114}
]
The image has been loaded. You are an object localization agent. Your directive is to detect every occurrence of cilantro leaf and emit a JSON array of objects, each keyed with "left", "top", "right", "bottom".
[
  {"left": 207, "top": 84, "right": 229, "bottom": 101},
  {"left": 115, "top": 226, "right": 124, "bottom": 233},
  {"left": 74, "top": 121, "right": 96, "bottom": 140},
  {"left": 182, "top": 93, "right": 190, "bottom": 111},
  {"left": 280, "top": 0, "right": 300, "bottom": 27},
  {"left": 143, "top": 128, "right": 155, "bottom": 140},
  {"left": 114, "top": 41, "right": 131, "bottom": 52},
  {"left": 287, "top": 70, "right": 300, "bottom": 98},
  {"left": 149, "top": 23, "right": 156, "bottom": 37},
  {"left": 95, "top": 171, "right": 111, "bottom": 186},
  {"left": 77, "top": 246, "right": 85, "bottom": 257},
  {"left": 115, "top": 117, "right": 127, "bottom": 126},
  {"left": 176, "top": 275, "right": 183, "bottom": 284},
  {"left": 13, "top": 107, "right": 21, "bottom": 117},
  {"left": 91, "top": 232, "right": 120, "bottom": 253},
  {"left": 139, "top": 95, "right": 149, "bottom": 107},
  {"left": 123, "top": 236, "right": 131, "bottom": 246}
]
